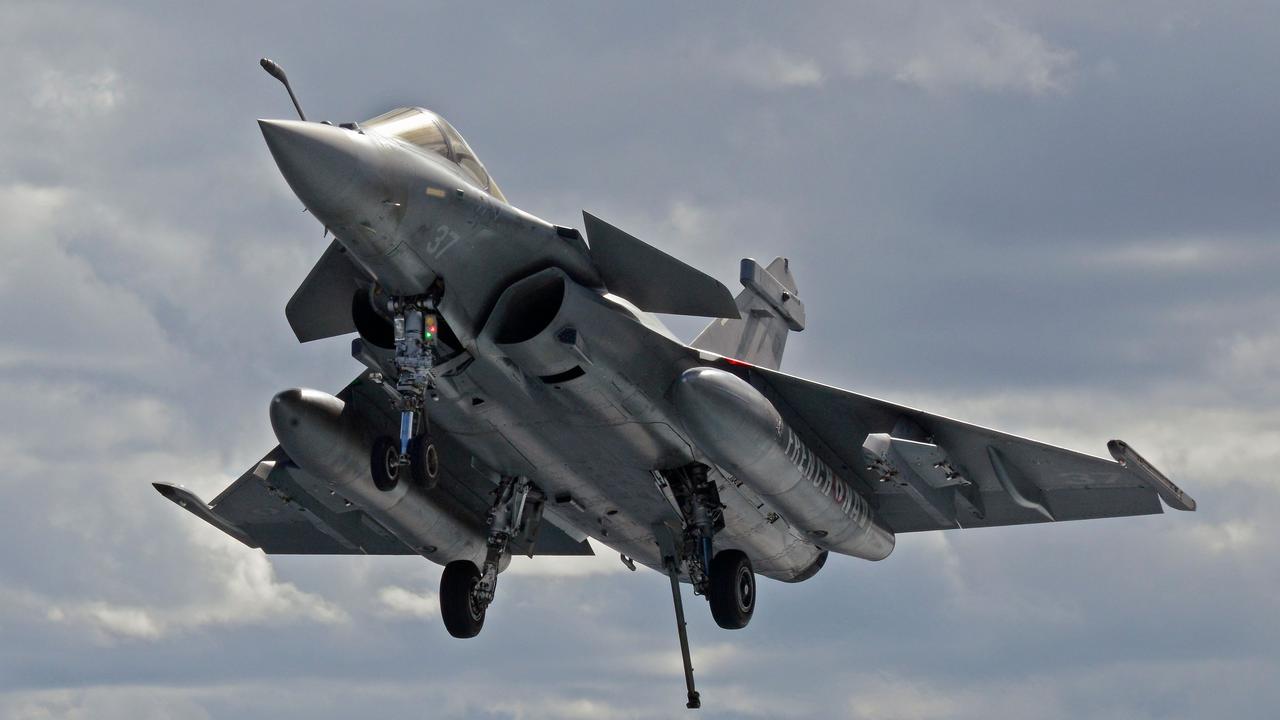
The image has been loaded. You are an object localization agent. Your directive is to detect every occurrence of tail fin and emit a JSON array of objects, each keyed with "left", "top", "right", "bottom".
[{"left": 690, "top": 257, "right": 805, "bottom": 370}]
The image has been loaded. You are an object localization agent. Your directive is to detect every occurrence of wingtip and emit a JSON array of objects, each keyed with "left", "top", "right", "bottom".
[
  {"left": 153, "top": 482, "right": 259, "bottom": 548},
  {"left": 152, "top": 481, "right": 179, "bottom": 498},
  {"left": 1109, "top": 439, "right": 1197, "bottom": 511},
  {"left": 152, "top": 482, "right": 200, "bottom": 508}
]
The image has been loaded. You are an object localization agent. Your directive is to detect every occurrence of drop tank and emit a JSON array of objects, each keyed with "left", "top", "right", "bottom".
[
  {"left": 269, "top": 388, "right": 491, "bottom": 566},
  {"left": 672, "top": 367, "right": 895, "bottom": 561}
]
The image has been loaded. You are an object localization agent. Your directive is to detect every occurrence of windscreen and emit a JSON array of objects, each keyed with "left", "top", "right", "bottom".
[{"left": 361, "top": 107, "right": 506, "bottom": 203}]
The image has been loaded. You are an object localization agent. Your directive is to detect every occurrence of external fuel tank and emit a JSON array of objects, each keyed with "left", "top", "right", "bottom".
[
  {"left": 269, "top": 388, "right": 490, "bottom": 565},
  {"left": 672, "top": 367, "right": 895, "bottom": 561}
]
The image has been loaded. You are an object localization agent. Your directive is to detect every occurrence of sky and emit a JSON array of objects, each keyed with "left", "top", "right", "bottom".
[{"left": 1, "top": 1, "right": 1278, "bottom": 717}]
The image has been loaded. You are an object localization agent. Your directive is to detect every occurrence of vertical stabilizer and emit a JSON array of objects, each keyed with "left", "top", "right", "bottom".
[{"left": 690, "top": 258, "right": 805, "bottom": 370}]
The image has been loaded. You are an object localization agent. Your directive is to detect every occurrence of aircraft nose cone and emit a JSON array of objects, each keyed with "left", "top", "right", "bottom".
[{"left": 258, "top": 119, "right": 368, "bottom": 220}]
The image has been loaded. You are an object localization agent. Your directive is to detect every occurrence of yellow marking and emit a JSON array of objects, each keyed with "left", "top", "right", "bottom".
[{"left": 425, "top": 187, "right": 446, "bottom": 198}]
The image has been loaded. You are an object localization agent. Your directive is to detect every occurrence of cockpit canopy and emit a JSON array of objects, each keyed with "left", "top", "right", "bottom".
[{"left": 361, "top": 107, "right": 506, "bottom": 203}]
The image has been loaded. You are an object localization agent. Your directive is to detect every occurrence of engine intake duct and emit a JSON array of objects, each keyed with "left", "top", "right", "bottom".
[
  {"left": 351, "top": 287, "right": 394, "bottom": 349},
  {"left": 491, "top": 273, "right": 566, "bottom": 345},
  {"left": 477, "top": 268, "right": 696, "bottom": 468},
  {"left": 482, "top": 269, "right": 598, "bottom": 381}
]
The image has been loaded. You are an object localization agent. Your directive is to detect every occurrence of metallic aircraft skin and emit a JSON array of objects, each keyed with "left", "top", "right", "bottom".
[
  {"left": 260, "top": 120, "right": 599, "bottom": 342},
  {"left": 258, "top": 117, "right": 826, "bottom": 580},
  {"left": 220, "top": 109, "right": 1198, "bottom": 576},
  {"left": 158, "top": 87, "right": 1195, "bottom": 708}
]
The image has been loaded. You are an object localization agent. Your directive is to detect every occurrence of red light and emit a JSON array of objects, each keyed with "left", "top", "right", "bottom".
[{"left": 725, "top": 357, "right": 750, "bottom": 367}]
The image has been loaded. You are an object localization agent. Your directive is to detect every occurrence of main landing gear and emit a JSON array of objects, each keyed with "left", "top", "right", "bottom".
[
  {"left": 656, "top": 464, "right": 757, "bottom": 629},
  {"left": 653, "top": 464, "right": 758, "bottom": 709},
  {"left": 439, "top": 560, "right": 485, "bottom": 638},
  {"left": 440, "top": 475, "right": 540, "bottom": 639},
  {"left": 370, "top": 295, "right": 441, "bottom": 492},
  {"left": 708, "top": 548, "right": 755, "bottom": 630}
]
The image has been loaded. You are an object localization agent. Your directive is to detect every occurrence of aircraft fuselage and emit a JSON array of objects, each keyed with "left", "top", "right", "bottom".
[{"left": 260, "top": 119, "right": 827, "bottom": 581}]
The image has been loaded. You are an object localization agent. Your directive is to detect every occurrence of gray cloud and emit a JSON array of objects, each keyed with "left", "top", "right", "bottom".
[{"left": 1, "top": 1, "right": 1277, "bottom": 718}]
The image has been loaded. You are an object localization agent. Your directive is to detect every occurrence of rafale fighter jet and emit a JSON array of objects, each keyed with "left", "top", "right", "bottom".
[{"left": 156, "top": 60, "right": 1197, "bottom": 709}]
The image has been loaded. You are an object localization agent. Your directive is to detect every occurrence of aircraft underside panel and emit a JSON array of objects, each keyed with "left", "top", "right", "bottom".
[{"left": 418, "top": 269, "right": 826, "bottom": 581}]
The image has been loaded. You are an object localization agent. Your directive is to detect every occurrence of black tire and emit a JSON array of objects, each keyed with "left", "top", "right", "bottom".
[
  {"left": 440, "top": 561, "right": 486, "bottom": 638},
  {"left": 408, "top": 434, "right": 440, "bottom": 489},
  {"left": 370, "top": 436, "right": 401, "bottom": 492},
  {"left": 708, "top": 549, "right": 755, "bottom": 630}
]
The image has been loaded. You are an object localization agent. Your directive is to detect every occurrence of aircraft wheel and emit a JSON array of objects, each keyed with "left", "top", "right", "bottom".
[
  {"left": 408, "top": 434, "right": 440, "bottom": 489},
  {"left": 708, "top": 549, "right": 755, "bottom": 630},
  {"left": 440, "top": 560, "right": 486, "bottom": 638},
  {"left": 370, "top": 436, "right": 401, "bottom": 491}
]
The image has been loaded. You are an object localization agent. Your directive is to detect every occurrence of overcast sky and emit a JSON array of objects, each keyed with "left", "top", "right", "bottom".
[{"left": 2, "top": 2, "right": 1278, "bottom": 718}]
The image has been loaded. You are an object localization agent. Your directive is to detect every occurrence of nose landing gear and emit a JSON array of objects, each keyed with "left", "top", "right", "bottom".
[
  {"left": 369, "top": 294, "right": 442, "bottom": 491},
  {"left": 370, "top": 436, "right": 403, "bottom": 491},
  {"left": 406, "top": 433, "right": 440, "bottom": 487}
]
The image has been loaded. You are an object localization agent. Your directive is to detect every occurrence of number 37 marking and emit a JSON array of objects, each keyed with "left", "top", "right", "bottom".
[{"left": 426, "top": 224, "right": 462, "bottom": 257}]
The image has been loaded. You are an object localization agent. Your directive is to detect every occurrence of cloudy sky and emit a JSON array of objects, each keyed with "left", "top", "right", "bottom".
[{"left": 2, "top": 1, "right": 1278, "bottom": 718}]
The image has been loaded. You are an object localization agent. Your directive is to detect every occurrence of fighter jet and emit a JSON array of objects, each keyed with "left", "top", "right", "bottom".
[{"left": 156, "top": 60, "right": 1197, "bottom": 709}]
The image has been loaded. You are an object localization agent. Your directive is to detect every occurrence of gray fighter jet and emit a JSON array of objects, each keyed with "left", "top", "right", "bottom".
[{"left": 156, "top": 61, "right": 1197, "bottom": 709}]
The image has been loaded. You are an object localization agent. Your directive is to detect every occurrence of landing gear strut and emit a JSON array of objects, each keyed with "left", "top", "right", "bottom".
[
  {"left": 656, "top": 464, "right": 725, "bottom": 598},
  {"left": 655, "top": 522, "right": 701, "bottom": 709},
  {"left": 440, "top": 475, "right": 541, "bottom": 639},
  {"left": 653, "top": 465, "right": 759, "bottom": 709},
  {"left": 370, "top": 295, "right": 441, "bottom": 490}
]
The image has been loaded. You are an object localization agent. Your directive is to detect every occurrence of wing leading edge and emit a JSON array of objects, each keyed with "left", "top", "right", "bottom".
[{"left": 726, "top": 362, "right": 1194, "bottom": 534}]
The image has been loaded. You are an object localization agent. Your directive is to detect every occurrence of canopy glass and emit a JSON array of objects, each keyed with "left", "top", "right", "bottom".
[{"left": 362, "top": 107, "right": 506, "bottom": 203}]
